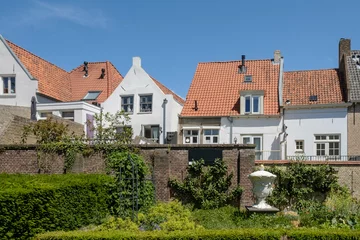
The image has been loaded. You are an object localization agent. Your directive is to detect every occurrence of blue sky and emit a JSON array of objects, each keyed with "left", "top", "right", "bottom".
[{"left": 1, "top": 0, "right": 360, "bottom": 99}]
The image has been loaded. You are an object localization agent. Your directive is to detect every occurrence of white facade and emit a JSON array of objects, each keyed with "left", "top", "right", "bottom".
[
  {"left": 0, "top": 36, "right": 38, "bottom": 107},
  {"left": 221, "top": 117, "right": 282, "bottom": 160},
  {"left": 284, "top": 106, "right": 348, "bottom": 158},
  {"left": 101, "top": 57, "right": 183, "bottom": 144},
  {"left": 37, "top": 101, "right": 101, "bottom": 135}
]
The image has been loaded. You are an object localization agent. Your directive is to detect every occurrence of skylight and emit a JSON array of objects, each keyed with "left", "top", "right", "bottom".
[
  {"left": 244, "top": 75, "right": 252, "bottom": 82},
  {"left": 83, "top": 91, "right": 101, "bottom": 100}
]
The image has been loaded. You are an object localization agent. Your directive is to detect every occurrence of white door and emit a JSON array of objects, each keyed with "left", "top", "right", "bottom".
[{"left": 242, "top": 135, "right": 263, "bottom": 160}]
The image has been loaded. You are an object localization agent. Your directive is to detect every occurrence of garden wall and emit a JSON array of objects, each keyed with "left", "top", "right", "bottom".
[
  {"left": 257, "top": 160, "right": 360, "bottom": 199},
  {"left": 0, "top": 144, "right": 255, "bottom": 206}
]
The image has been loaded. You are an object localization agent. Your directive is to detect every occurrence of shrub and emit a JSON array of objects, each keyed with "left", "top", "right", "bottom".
[
  {"left": 95, "top": 217, "right": 139, "bottom": 232},
  {"left": 0, "top": 174, "right": 113, "bottom": 240},
  {"left": 266, "top": 162, "right": 341, "bottom": 211},
  {"left": 169, "top": 159, "right": 243, "bottom": 209}
]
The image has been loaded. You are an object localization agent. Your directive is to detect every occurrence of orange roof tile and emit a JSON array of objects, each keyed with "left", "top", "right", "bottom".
[
  {"left": 283, "top": 69, "right": 345, "bottom": 106},
  {"left": 151, "top": 77, "right": 185, "bottom": 105},
  {"left": 181, "top": 59, "right": 280, "bottom": 117},
  {"left": 69, "top": 62, "right": 123, "bottom": 103},
  {"left": 6, "top": 40, "right": 72, "bottom": 102}
]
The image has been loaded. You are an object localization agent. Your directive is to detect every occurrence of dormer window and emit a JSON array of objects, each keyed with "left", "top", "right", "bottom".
[{"left": 240, "top": 90, "right": 264, "bottom": 115}]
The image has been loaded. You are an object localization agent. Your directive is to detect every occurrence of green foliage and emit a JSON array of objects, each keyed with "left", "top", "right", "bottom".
[
  {"left": 0, "top": 174, "right": 113, "bottom": 240},
  {"left": 36, "top": 228, "right": 284, "bottom": 240},
  {"left": 139, "top": 200, "right": 200, "bottom": 231},
  {"left": 169, "top": 159, "right": 243, "bottom": 209},
  {"left": 106, "top": 151, "right": 154, "bottom": 217},
  {"left": 266, "top": 161, "right": 340, "bottom": 211},
  {"left": 91, "top": 110, "right": 132, "bottom": 144},
  {"left": 287, "top": 228, "right": 360, "bottom": 240},
  {"left": 95, "top": 217, "right": 139, "bottom": 232}
]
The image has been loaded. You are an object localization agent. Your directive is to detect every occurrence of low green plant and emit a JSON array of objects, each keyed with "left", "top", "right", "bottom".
[
  {"left": 96, "top": 217, "right": 139, "bottom": 232},
  {"left": 169, "top": 159, "right": 243, "bottom": 209}
]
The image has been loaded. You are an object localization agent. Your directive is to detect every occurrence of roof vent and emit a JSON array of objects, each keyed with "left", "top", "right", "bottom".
[
  {"left": 192, "top": 100, "right": 198, "bottom": 111},
  {"left": 309, "top": 95, "right": 318, "bottom": 101},
  {"left": 285, "top": 99, "right": 291, "bottom": 105},
  {"left": 83, "top": 61, "right": 89, "bottom": 77},
  {"left": 244, "top": 75, "right": 252, "bottom": 82},
  {"left": 356, "top": 61, "right": 360, "bottom": 70},
  {"left": 238, "top": 55, "right": 247, "bottom": 74},
  {"left": 100, "top": 68, "right": 105, "bottom": 79}
]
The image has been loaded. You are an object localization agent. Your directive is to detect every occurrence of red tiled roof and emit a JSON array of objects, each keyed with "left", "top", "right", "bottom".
[
  {"left": 181, "top": 60, "right": 280, "bottom": 117},
  {"left": 283, "top": 69, "right": 344, "bottom": 106},
  {"left": 69, "top": 62, "right": 123, "bottom": 103},
  {"left": 151, "top": 77, "right": 185, "bottom": 105},
  {"left": 6, "top": 40, "right": 72, "bottom": 102}
]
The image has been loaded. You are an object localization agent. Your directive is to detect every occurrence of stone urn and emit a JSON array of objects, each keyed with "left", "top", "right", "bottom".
[{"left": 248, "top": 165, "right": 277, "bottom": 209}]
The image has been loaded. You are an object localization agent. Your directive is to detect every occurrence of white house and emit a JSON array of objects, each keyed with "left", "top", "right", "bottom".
[
  {"left": 283, "top": 69, "right": 349, "bottom": 160},
  {"left": 179, "top": 52, "right": 284, "bottom": 160},
  {"left": 101, "top": 57, "right": 184, "bottom": 144}
]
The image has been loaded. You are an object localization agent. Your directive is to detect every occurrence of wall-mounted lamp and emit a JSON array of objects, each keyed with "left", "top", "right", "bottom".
[{"left": 234, "top": 136, "right": 238, "bottom": 144}]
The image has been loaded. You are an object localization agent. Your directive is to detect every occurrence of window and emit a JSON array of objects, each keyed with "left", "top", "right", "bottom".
[
  {"left": 61, "top": 111, "right": 74, "bottom": 121},
  {"left": 242, "top": 135, "right": 262, "bottom": 160},
  {"left": 203, "top": 129, "right": 219, "bottom": 144},
  {"left": 143, "top": 125, "right": 159, "bottom": 143},
  {"left": 2, "top": 76, "right": 15, "bottom": 94},
  {"left": 40, "top": 112, "right": 52, "bottom": 119},
  {"left": 295, "top": 140, "right": 304, "bottom": 152},
  {"left": 244, "top": 75, "right": 252, "bottom": 82},
  {"left": 116, "top": 125, "right": 132, "bottom": 138},
  {"left": 83, "top": 91, "right": 101, "bottom": 100},
  {"left": 184, "top": 130, "right": 199, "bottom": 144},
  {"left": 121, "top": 96, "right": 134, "bottom": 113},
  {"left": 244, "top": 95, "right": 261, "bottom": 114},
  {"left": 139, "top": 95, "right": 152, "bottom": 113},
  {"left": 315, "top": 135, "right": 340, "bottom": 156}
]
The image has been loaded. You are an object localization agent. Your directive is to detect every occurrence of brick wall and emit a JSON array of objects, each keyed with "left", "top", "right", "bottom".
[
  {"left": 348, "top": 103, "right": 360, "bottom": 156},
  {"left": 257, "top": 160, "right": 360, "bottom": 199},
  {"left": 0, "top": 144, "right": 255, "bottom": 206}
]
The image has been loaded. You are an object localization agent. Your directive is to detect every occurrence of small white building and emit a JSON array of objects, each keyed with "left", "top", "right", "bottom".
[
  {"left": 283, "top": 69, "right": 349, "bottom": 160},
  {"left": 101, "top": 57, "right": 184, "bottom": 144}
]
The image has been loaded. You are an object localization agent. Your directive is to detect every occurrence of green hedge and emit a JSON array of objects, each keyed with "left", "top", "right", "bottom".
[
  {"left": 0, "top": 174, "right": 113, "bottom": 240},
  {"left": 36, "top": 229, "right": 360, "bottom": 240}
]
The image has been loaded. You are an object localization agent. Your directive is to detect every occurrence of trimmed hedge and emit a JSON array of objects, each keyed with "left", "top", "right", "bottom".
[
  {"left": 0, "top": 174, "right": 113, "bottom": 240},
  {"left": 36, "top": 229, "right": 283, "bottom": 239},
  {"left": 36, "top": 229, "right": 360, "bottom": 240}
]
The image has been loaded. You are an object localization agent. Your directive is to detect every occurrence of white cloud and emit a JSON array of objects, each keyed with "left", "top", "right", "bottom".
[{"left": 14, "top": 0, "right": 108, "bottom": 29}]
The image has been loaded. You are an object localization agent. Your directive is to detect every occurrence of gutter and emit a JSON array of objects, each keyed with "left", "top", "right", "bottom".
[
  {"left": 284, "top": 103, "right": 352, "bottom": 109},
  {"left": 0, "top": 35, "right": 37, "bottom": 81}
]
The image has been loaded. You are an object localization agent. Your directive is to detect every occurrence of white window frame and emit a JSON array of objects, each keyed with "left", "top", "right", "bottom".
[
  {"left": 61, "top": 111, "right": 74, "bottom": 121},
  {"left": 121, "top": 95, "right": 134, "bottom": 113},
  {"left": 241, "top": 135, "right": 263, "bottom": 159},
  {"left": 295, "top": 140, "right": 304, "bottom": 152},
  {"left": 1, "top": 76, "right": 16, "bottom": 94},
  {"left": 142, "top": 125, "right": 160, "bottom": 143},
  {"left": 203, "top": 129, "right": 220, "bottom": 144},
  {"left": 314, "top": 134, "right": 340, "bottom": 156},
  {"left": 39, "top": 112, "right": 52, "bottom": 120},
  {"left": 243, "top": 94, "right": 262, "bottom": 115},
  {"left": 139, "top": 94, "right": 153, "bottom": 113},
  {"left": 183, "top": 129, "right": 200, "bottom": 144}
]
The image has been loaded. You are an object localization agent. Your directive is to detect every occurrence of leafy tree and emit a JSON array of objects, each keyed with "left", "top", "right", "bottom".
[{"left": 169, "top": 159, "right": 243, "bottom": 209}]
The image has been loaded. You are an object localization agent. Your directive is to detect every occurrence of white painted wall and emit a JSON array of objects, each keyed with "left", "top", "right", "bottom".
[
  {"left": 101, "top": 57, "right": 183, "bottom": 144},
  {"left": 221, "top": 117, "right": 282, "bottom": 160},
  {"left": 284, "top": 107, "right": 348, "bottom": 156},
  {"left": 0, "top": 37, "right": 38, "bottom": 107}
]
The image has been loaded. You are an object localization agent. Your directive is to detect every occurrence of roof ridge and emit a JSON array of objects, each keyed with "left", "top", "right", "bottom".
[
  {"left": 199, "top": 59, "right": 273, "bottom": 64},
  {"left": 285, "top": 68, "right": 338, "bottom": 73},
  {"left": 69, "top": 61, "right": 109, "bottom": 73},
  {"left": 6, "top": 39, "right": 69, "bottom": 74}
]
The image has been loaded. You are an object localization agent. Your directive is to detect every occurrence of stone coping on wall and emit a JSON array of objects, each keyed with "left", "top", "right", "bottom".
[
  {"left": 0, "top": 144, "right": 256, "bottom": 150},
  {"left": 256, "top": 160, "right": 360, "bottom": 165}
]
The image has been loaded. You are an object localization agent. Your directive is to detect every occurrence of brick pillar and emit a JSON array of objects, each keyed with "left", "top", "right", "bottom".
[
  {"left": 239, "top": 148, "right": 255, "bottom": 207},
  {"left": 152, "top": 149, "right": 171, "bottom": 202}
]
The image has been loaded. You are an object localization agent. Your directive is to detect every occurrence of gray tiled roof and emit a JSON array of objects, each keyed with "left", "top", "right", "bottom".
[{"left": 347, "top": 50, "right": 360, "bottom": 101}]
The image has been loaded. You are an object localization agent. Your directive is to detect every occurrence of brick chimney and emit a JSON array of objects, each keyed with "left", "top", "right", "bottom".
[
  {"left": 274, "top": 50, "right": 281, "bottom": 64},
  {"left": 339, "top": 38, "right": 351, "bottom": 71}
]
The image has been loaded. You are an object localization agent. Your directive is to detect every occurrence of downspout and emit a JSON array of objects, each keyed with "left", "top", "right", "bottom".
[
  {"left": 163, "top": 99, "right": 168, "bottom": 144},
  {"left": 227, "top": 116, "right": 233, "bottom": 144},
  {"left": 278, "top": 57, "right": 286, "bottom": 159}
]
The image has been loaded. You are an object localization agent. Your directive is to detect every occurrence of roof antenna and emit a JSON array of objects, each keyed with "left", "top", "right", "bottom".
[
  {"left": 83, "top": 61, "right": 89, "bottom": 77},
  {"left": 192, "top": 100, "right": 198, "bottom": 111},
  {"left": 100, "top": 68, "right": 105, "bottom": 79}
]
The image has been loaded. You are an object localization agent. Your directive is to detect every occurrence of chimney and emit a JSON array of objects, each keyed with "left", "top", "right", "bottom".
[
  {"left": 133, "top": 57, "right": 141, "bottom": 67},
  {"left": 274, "top": 50, "right": 281, "bottom": 64},
  {"left": 339, "top": 38, "right": 351, "bottom": 71},
  {"left": 238, "top": 55, "right": 247, "bottom": 73},
  {"left": 83, "top": 61, "right": 89, "bottom": 77},
  {"left": 100, "top": 68, "right": 105, "bottom": 79}
]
